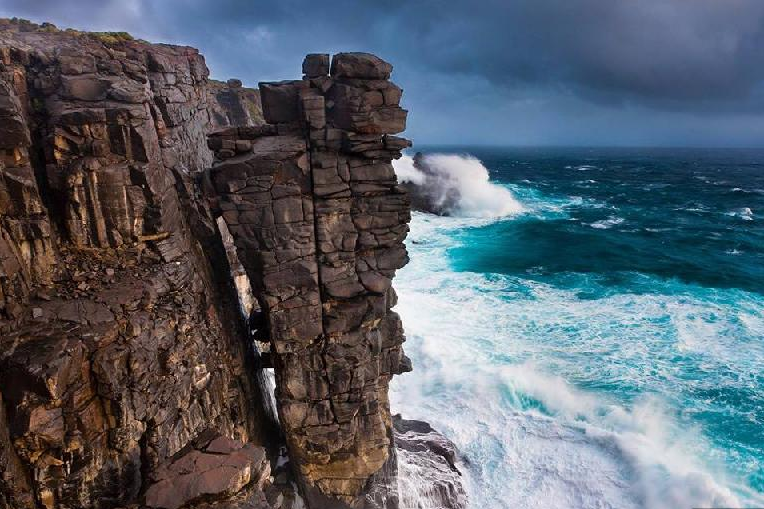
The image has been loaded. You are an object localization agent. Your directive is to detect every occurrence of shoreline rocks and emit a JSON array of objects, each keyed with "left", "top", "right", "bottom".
[{"left": 394, "top": 416, "right": 468, "bottom": 509}]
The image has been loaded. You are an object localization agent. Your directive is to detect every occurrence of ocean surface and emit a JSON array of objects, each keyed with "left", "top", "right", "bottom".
[{"left": 389, "top": 147, "right": 764, "bottom": 509}]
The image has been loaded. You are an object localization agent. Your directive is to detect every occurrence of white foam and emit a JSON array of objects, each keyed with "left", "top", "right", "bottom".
[
  {"left": 391, "top": 212, "right": 764, "bottom": 509},
  {"left": 394, "top": 154, "right": 427, "bottom": 185},
  {"left": 727, "top": 207, "right": 754, "bottom": 220},
  {"left": 590, "top": 216, "right": 625, "bottom": 229},
  {"left": 393, "top": 154, "right": 523, "bottom": 218}
]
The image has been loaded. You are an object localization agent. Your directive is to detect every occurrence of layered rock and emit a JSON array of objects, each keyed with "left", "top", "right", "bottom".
[
  {"left": 144, "top": 433, "right": 271, "bottom": 509},
  {"left": 206, "top": 53, "right": 412, "bottom": 507},
  {"left": 208, "top": 78, "right": 264, "bottom": 129},
  {"left": 0, "top": 18, "right": 463, "bottom": 509},
  {"left": 0, "top": 19, "right": 275, "bottom": 509}
]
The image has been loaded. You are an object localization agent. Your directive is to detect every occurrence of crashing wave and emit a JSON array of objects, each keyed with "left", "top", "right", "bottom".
[{"left": 393, "top": 153, "right": 523, "bottom": 218}]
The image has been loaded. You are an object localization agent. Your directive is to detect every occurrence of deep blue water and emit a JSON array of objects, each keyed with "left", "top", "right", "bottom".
[{"left": 390, "top": 148, "right": 764, "bottom": 509}]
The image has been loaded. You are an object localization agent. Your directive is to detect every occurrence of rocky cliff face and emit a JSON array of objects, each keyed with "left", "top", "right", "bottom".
[
  {"left": 0, "top": 19, "right": 275, "bottom": 509},
  {"left": 207, "top": 79, "right": 264, "bottom": 129},
  {"left": 0, "top": 19, "right": 464, "bottom": 509},
  {"left": 206, "top": 52, "right": 412, "bottom": 508}
]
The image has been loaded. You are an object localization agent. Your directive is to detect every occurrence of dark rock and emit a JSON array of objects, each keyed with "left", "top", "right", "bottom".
[
  {"left": 0, "top": 19, "right": 452, "bottom": 509},
  {"left": 144, "top": 435, "right": 270, "bottom": 509},
  {"left": 259, "top": 80, "right": 307, "bottom": 124},
  {"left": 209, "top": 51, "right": 412, "bottom": 508},
  {"left": 399, "top": 152, "right": 460, "bottom": 215},
  {"left": 331, "top": 53, "right": 393, "bottom": 80},
  {"left": 303, "top": 54, "right": 330, "bottom": 78},
  {"left": 394, "top": 416, "right": 468, "bottom": 509},
  {"left": 0, "top": 19, "right": 274, "bottom": 509}
]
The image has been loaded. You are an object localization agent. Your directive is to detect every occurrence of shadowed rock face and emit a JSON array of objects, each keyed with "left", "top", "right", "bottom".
[
  {"left": 208, "top": 79, "right": 264, "bottom": 129},
  {"left": 0, "top": 19, "right": 274, "bottom": 509},
  {"left": 206, "top": 52, "right": 413, "bottom": 508},
  {"left": 0, "top": 19, "right": 463, "bottom": 509}
]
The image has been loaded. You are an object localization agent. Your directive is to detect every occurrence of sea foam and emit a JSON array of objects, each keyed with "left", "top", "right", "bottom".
[
  {"left": 391, "top": 210, "right": 763, "bottom": 509},
  {"left": 394, "top": 154, "right": 523, "bottom": 218}
]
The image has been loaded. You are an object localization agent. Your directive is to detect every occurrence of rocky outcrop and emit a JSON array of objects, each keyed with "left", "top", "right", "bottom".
[
  {"left": 144, "top": 433, "right": 271, "bottom": 509},
  {"left": 206, "top": 52, "right": 413, "bottom": 508},
  {"left": 0, "top": 18, "right": 464, "bottom": 509},
  {"left": 397, "top": 153, "right": 458, "bottom": 216},
  {"left": 208, "top": 79, "right": 264, "bottom": 129},
  {"left": 0, "top": 19, "right": 276, "bottom": 509},
  {"left": 394, "top": 417, "right": 467, "bottom": 509}
]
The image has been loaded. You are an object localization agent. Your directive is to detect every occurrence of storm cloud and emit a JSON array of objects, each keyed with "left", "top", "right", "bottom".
[{"left": 2, "top": 0, "right": 764, "bottom": 146}]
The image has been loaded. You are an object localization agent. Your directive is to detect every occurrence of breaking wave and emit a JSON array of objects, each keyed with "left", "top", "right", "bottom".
[
  {"left": 393, "top": 154, "right": 523, "bottom": 218},
  {"left": 391, "top": 210, "right": 764, "bottom": 509}
]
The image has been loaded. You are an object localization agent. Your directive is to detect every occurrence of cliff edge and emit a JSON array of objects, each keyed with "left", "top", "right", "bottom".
[{"left": 0, "top": 18, "right": 465, "bottom": 509}]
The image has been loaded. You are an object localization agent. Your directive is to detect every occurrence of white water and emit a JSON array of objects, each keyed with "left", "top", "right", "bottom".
[
  {"left": 388, "top": 212, "right": 759, "bottom": 508},
  {"left": 396, "top": 154, "right": 523, "bottom": 217},
  {"left": 389, "top": 155, "right": 764, "bottom": 508}
]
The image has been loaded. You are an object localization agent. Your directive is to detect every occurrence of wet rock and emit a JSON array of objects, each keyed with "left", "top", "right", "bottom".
[{"left": 394, "top": 416, "right": 468, "bottom": 509}]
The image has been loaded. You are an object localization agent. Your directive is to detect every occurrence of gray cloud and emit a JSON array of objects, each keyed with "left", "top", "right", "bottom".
[{"left": 2, "top": 0, "right": 764, "bottom": 146}]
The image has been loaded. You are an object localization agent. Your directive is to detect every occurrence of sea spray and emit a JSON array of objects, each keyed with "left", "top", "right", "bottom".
[
  {"left": 391, "top": 148, "right": 764, "bottom": 508},
  {"left": 395, "top": 417, "right": 468, "bottom": 509},
  {"left": 391, "top": 212, "right": 760, "bottom": 508},
  {"left": 394, "top": 154, "right": 523, "bottom": 217}
]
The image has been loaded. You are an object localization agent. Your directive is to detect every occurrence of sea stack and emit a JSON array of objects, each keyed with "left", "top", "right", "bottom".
[{"left": 0, "top": 19, "right": 464, "bottom": 509}]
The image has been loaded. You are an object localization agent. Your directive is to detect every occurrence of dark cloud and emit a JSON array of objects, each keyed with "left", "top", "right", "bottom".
[{"left": 2, "top": 0, "right": 764, "bottom": 146}]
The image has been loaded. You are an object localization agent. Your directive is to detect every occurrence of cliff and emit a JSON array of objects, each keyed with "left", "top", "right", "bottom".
[
  {"left": 207, "top": 79, "right": 264, "bottom": 128},
  {"left": 0, "top": 18, "right": 465, "bottom": 509}
]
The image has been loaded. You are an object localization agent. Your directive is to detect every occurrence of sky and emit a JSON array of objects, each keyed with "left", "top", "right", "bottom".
[{"left": 2, "top": 0, "right": 764, "bottom": 147}]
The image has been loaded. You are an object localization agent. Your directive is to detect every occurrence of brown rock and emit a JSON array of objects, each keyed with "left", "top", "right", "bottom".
[
  {"left": 259, "top": 80, "right": 306, "bottom": 124},
  {"left": 303, "top": 54, "right": 330, "bottom": 78},
  {"left": 331, "top": 53, "right": 393, "bottom": 80},
  {"left": 209, "top": 51, "right": 412, "bottom": 508},
  {"left": 145, "top": 436, "right": 270, "bottom": 509}
]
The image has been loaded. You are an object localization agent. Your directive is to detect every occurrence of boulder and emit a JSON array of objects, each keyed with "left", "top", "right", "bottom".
[
  {"left": 145, "top": 435, "right": 270, "bottom": 509},
  {"left": 259, "top": 80, "right": 306, "bottom": 124},
  {"left": 331, "top": 53, "right": 393, "bottom": 80},
  {"left": 302, "top": 53, "right": 330, "bottom": 78}
]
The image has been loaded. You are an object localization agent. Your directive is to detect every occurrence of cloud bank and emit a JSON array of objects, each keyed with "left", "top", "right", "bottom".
[{"left": 3, "top": 0, "right": 764, "bottom": 146}]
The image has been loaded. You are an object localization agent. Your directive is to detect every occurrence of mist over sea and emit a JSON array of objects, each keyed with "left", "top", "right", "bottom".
[{"left": 390, "top": 147, "right": 764, "bottom": 509}]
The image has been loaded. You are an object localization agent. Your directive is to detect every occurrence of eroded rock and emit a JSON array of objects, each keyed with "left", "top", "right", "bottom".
[
  {"left": 208, "top": 52, "right": 412, "bottom": 508},
  {"left": 145, "top": 435, "right": 270, "bottom": 509},
  {"left": 0, "top": 17, "right": 456, "bottom": 509},
  {"left": 0, "top": 18, "right": 274, "bottom": 509},
  {"left": 394, "top": 416, "right": 468, "bottom": 509}
]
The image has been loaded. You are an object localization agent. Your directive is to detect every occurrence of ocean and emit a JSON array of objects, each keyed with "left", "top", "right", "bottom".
[{"left": 389, "top": 147, "right": 764, "bottom": 509}]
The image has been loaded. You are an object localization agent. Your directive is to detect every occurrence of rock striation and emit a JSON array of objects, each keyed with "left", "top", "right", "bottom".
[
  {"left": 208, "top": 78, "right": 264, "bottom": 129},
  {"left": 0, "top": 19, "right": 275, "bottom": 509},
  {"left": 206, "top": 52, "right": 413, "bottom": 507},
  {"left": 0, "top": 18, "right": 464, "bottom": 509}
]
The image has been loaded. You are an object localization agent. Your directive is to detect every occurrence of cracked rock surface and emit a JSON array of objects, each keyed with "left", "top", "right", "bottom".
[
  {"left": 0, "top": 19, "right": 271, "bottom": 509},
  {"left": 0, "top": 19, "right": 465, "bottom": 509}
]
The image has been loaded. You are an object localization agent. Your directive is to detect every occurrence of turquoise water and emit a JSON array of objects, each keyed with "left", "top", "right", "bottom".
[{"left": 390, "top": 148, "right": 764, "bottom": 509}]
